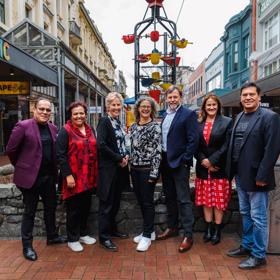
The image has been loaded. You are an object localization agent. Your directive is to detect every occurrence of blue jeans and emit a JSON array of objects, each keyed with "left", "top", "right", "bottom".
[{"left": 235, "top": 176, "right": 268, "bottom": 259}]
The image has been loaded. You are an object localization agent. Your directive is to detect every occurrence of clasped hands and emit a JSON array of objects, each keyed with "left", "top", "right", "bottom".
[
  {"left": 119, "top": 155, "right": 129, "bottom": 168},
  {"left": 201, "top": 158, "right": 220, "bottom": 172}
]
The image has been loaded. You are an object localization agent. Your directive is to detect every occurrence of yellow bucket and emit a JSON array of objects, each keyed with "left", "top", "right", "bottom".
[
  {"left": 150, "top": 53, "right": 161, "bottom": 65},
  {"left": 159, "top": 83, "right": 172, "bottom": 91}
]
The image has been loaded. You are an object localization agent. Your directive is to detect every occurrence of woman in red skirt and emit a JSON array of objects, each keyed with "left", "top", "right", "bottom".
[{"left": 195, "top": 94, "right": 232, "bottom": 245}]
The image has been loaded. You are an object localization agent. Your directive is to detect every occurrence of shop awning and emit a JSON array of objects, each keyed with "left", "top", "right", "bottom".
[
  {"left": 0, "top": 36, "right": 57, "bottom": 86},
  {"left": 219, "top": 71, "right": 280, "bottom": 107}
]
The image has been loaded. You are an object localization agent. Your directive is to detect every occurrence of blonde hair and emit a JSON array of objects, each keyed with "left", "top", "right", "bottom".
[{"left": 105, "top": 92, "right": 123, "bottom": 110}]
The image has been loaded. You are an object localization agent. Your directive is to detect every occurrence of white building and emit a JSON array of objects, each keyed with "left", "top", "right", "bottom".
[
  {"left": 205, "top": 42, "right": 224, "bottom": 93},
  {"left": 254, "top": 0, "right": 280, "bottom": 79}
]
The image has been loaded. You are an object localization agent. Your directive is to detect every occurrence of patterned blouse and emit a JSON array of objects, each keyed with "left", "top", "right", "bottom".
[
  {"left": 129, "top": 121, "right": 162, "bottom": 180},
  {"left": 108, "top": 115, "right": 129, "bottom": 156}
]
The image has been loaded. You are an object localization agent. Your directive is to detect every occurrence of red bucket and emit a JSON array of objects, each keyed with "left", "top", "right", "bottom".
[{"left": 149, "top": 89, "right": 161, "bottom": 103}]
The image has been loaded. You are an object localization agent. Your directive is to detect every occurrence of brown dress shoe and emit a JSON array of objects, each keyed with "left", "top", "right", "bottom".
[
  {"left": 156, "top": 228, "right": 178, "bottom": 240},
  {"left": 178, "top": 237, "right": 193, "bottom": 253}
]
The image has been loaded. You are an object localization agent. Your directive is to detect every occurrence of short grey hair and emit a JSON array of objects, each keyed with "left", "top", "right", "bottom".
[
  {"left": 105, "top": 92, "right": 124, "bottom": 109},
  {"left": 134, "top": 96, "right": 159, "bottom": 122}
]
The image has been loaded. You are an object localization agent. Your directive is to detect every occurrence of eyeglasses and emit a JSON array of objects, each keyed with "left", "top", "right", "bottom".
[
  {"left": 139, "top": 105, "right": 151, "bottom": 109},
  {"left": 37, "top": 107, "right": 51, "bottom": 113}
]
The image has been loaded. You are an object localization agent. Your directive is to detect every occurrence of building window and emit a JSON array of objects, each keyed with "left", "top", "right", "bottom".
[
  {"left": 264, "top": 12, "right": 279, "bottom": 50},
  {"left": 233, "top": 42, "right": 239, "bottom": 72},
  {"left": 0, "top": 0, "right": 5, "bottom": 24},
  {"left": 206, "top": 73, "right": 221, "bottom": 93},
  {"left": 264, "top": 60, "right": 279, "bottom": 77},
  {"left": 243, "top": 35, "right": 249, "bottom": 69},
  {"left": 226, "top": 52, "right": 231, "bottom": 76},
  {"left": 25, "top": 5, "right": 32, "bottom": 20}
]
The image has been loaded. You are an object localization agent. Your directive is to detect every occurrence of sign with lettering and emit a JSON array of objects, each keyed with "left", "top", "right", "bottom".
[
  {"left": 0, "top": 38, "right": 10, "bottom": 61},
  {"left": 0, "top": 82, "right": 29, "bottom": 95}
]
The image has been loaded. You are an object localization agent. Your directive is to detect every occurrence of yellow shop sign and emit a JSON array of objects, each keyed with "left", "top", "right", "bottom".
[{"left": 0, "top": 81, "right": 29, "bottom": 95}]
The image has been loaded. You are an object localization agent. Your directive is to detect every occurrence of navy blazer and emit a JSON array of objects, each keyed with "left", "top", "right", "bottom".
[
  {"left": 226, "top": 107, "right": 280, "bottom": 192},
  {"left": 163, "top": 106, "right": 199, "bottom": 168},
  {"left": 195, "top": 115, "right": 232, "bottom": 179}
]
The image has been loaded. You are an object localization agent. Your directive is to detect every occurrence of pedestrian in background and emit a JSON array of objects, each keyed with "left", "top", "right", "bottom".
[
  {"left": 6, "top": 98, "right": 66, "bottom": 261},
  {"left": 157, "top": 85, "right": 199, "bottom": 253},
  {"left": 97, "top": 92, "right": 130, "bottom": 252},
  {"left": 195, "top": 94, "right": 232, "bottom": 245},
  {"left": 226, "top": 82, "right": 280, "bottom": 269},
  {"left": 56, "top": 101, "right": 98, "bottom": 252},
  {"left": 129, "top": 96, "right": 161, "bottom": 252}
]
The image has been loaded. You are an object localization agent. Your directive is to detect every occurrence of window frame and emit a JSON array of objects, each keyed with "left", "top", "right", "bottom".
[
  {"left": 264, "top": 12, "right": 279, "bottom": 51},
  {"left": 232, "top": 41, "right": 239, "bottom": 72},
  {"left": 0, "top": 0, "right": 5, "bottom": 24}
]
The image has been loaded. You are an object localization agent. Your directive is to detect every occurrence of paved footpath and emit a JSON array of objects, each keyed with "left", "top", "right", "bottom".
[{"left": 0, "top": 233, "right": 279, "bottom": 280}]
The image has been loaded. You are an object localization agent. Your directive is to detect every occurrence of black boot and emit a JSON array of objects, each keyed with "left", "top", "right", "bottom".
[
  {"left": 203, "top": 222, "right": 213, "bottom": 243},
  {"left": 211, "top": 223, "right": 222, "bottom": 245}
]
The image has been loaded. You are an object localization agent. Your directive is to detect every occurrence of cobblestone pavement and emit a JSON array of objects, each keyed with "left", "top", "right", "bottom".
[{"left": 0, "top": 233, "right": 279, "bottom": 279}]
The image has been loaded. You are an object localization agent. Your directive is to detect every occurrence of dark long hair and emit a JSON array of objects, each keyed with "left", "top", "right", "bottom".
[{"left": 198, "top": 94, "right": 223, "bottom": 123}]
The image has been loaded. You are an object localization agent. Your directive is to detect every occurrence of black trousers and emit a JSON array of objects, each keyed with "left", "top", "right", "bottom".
[
  {"left": 65, "top": 190, "right": 92, "bottom": 242},
  {"left": 98, "top": 167, "right": 123, "bottom": 241},
  {"left": 161, "top": 154, "right": 193, "bottom": 238},
  {"left": 19, "top": 174, "right": 57, "bottom": 248},
  {"left": 131, "top": 167, "right": 155, "bottom": 238}
]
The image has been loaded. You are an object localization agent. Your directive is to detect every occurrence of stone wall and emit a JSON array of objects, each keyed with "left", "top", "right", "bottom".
[{"left": 0, "top": 182, "right": 241, "bottom": 238}]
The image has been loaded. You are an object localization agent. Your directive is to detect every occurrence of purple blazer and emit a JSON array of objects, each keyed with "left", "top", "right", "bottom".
[{"left": 6, "top": 118, "right": 58, "bottom": 189}]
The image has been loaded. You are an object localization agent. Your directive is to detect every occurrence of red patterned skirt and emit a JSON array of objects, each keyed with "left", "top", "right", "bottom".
[{"left": 195, "top": 176, "right": 231, "bottom": 211}]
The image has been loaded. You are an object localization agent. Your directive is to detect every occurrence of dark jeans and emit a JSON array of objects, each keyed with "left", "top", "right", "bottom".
[
  {"left": 19, "top": 175, "right": 57, "bottom": 248},
  {"left": 131, "top": 167, "right": 155, "bottom": 238},
  {"left": 65, "top": 190, "right": 92, "bottom": 242},
  {"left": 161, "top": 154, "right": 193, "bottom": 238},
  {"left": 98, "top": 167, "right": 123, "bottom": 241}
]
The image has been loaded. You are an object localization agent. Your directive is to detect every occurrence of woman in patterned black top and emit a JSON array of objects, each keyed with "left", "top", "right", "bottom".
[{"left": 129, "top": 96, "right": 161, "bottom": 252}]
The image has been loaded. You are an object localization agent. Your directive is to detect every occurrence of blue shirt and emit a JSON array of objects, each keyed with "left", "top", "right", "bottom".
[{"left": 162, "top": 105, "right": 181, "bottom": 152}]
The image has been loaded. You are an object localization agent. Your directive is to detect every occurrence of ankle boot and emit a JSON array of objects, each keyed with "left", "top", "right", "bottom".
[
  {"left": 211, "top": 223, "right": 222, "bottom": 245},
  {"left": 203, "top": 222, "right": 213, "bottom": 243}
]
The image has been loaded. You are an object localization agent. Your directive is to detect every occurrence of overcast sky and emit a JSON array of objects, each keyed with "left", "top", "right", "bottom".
[{"left": 84, "top": 0, "right": 250, "bottom": 96}]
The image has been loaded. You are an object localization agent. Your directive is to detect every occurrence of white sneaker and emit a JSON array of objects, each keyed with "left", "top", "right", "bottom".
[
  {"left": 80, "top": 235, "right": 96, "bottom": 245},
  {"left": 68, "top": 241, "right": 84, "bottom": 252},
  {"left": 133, "top": 231, "right": 156, "bottom": 243},
  {"left": 136, "top": 237, "right": 151, "bottom": 252}
]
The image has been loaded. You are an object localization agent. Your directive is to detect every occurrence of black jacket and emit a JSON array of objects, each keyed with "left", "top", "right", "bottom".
[
  {"left": 226, "top": 107, "right": 280, "bottom": 192},
  {"left": 96, "top": 116, "right": 129, "bottom": 201},
  {"left": 195, "top": 115, "right": 232, "bottom": 179}
]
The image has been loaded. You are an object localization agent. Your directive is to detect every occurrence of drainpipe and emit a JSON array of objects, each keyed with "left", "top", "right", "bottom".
[{"left": 251, "top": 0, "right": 258, "bottom": 82}]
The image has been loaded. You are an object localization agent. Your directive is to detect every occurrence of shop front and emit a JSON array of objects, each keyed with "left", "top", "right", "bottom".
[
  {"left": 0, "top": 36, "right": 58, "bottom": 154},
  {"left": 219, "top": 70, "right": 280, "bottom": 117}
]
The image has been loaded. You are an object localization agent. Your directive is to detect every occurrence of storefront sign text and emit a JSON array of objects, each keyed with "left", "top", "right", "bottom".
[
  {"left": 0, "top": 38, "right": 10, "bottom": 61},
  {"left": 0, "top": 82, "right": 29, "bottom": 95}
]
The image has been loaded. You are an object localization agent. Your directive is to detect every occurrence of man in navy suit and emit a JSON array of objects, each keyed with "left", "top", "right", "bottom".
[
  {"left": 157, "top": 85, "right": 199, "bottom": 253},
  {"left": 6, "top": 98, "right": 66, "bottom": 261},
  {"left": 226, "top": 82, "right": 280, "bottom": 269}
]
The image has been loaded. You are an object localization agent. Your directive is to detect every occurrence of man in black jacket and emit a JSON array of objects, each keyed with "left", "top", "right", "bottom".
[{"left": 226, "top": 82, "right": 280, "bottom": 269}]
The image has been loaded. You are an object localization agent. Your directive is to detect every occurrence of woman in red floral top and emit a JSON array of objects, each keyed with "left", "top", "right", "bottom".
[
  {"left": 195, "top": 94, "right": 232, "bottom": 245},
  {"left": 57, "top": 102, "right": 98, "bottom": 252}
]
